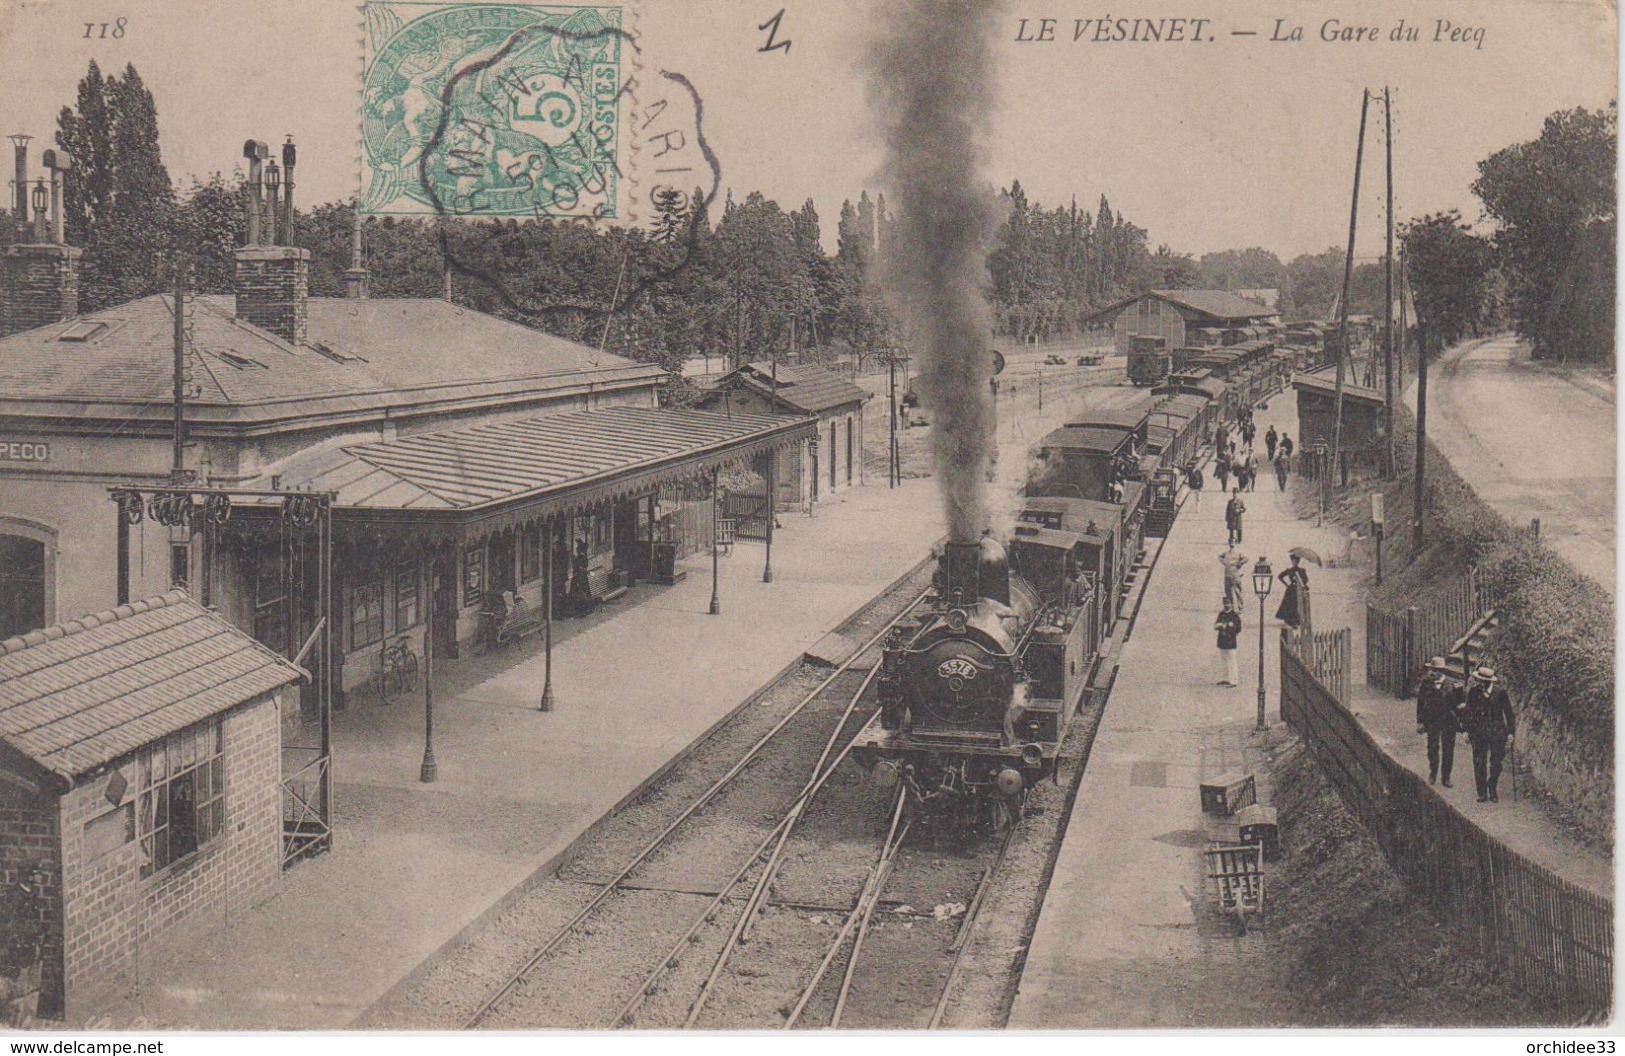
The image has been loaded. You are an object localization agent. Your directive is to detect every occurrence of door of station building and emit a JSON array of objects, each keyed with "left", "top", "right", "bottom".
[
  {"left": 432, "top": 552, "right": 458, "bottom": 660},
  {"left": 0, "top": 534, "right": 45, "bottom": 639}
]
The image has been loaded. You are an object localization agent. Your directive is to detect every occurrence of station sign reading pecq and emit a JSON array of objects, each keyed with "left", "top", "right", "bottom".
[{"left": 0, "top": 440, "right": 50, "bottom": 463}]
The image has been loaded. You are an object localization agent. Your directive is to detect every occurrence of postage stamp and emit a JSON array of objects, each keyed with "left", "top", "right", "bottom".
[{"left": 359, "top": 1, "right": 632, "bottom": 220}]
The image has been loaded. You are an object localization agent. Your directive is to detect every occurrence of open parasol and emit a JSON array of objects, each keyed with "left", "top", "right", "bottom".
[{"left": 1288, "top": 546, "right": 1324, "bottom": 567}]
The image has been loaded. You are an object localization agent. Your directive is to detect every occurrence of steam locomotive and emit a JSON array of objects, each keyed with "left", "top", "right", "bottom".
[{"left": 852, "top": 530, "right": 1097, "bottom": 830}]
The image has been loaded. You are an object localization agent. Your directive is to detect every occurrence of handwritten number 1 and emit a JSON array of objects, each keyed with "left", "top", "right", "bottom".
[{"left": 758, "top": 8, "right": 790, "bottom": 54}]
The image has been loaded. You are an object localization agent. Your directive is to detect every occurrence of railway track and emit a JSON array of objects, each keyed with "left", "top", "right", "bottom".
[{"left": 463, "top": 583, "right": 931, "bottom": 1030}]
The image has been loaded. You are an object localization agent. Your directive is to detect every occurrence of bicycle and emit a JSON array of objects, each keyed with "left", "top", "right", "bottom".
[{"left": 380, "top": 634, "right": 420, "bottom": 704}]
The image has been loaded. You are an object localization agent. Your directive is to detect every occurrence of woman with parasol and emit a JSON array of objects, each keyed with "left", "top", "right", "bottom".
[{"left": 1275, "top": 549, "right": 1317, "bottom": 629}]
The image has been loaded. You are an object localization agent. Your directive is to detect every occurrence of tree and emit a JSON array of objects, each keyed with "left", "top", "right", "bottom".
[
  {"left": 1403, "top": 211, "right": 1495, "bottom": 355},
  {"left": 1149, "top": 245, "right": 1199, "bottom": 288},
  {"left": 1401, "top": 210, "right": 1495, "bottom": 550},
  {"left": 1473, "top": 103, "right": 1616, "bottom": 362},
  {"left": 55, "top": 62, "right": 175, "bottom": 309}
]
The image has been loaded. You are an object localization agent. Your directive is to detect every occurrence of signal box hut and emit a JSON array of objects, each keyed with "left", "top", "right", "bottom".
[
  {"left": 0, "top": 591, "right": 302, "bottom": 1023},
  {"left": 1293, "top": 368, "right": 1387, "bottom": 475}
]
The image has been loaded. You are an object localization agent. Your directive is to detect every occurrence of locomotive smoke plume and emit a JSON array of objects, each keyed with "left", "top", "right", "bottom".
[{"left": 868, "top": 0, "right": 1002, "bottom": 543}]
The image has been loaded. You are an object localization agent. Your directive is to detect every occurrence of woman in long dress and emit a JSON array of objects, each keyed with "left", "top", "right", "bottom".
[{"left": 1276, "top": 554, "right": 1309, "bottom": 628}]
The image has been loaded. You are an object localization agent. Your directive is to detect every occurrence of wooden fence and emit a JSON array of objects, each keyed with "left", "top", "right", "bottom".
[
  {"left": 1283, "top": 626, "right": 1350, "bottom": 704},
  {"left": 1366, "top": 571, "right": 1489, "bottom": 697},
  {"left": 1281, "top": 635, "right": 1613, "bottom": 1019}
]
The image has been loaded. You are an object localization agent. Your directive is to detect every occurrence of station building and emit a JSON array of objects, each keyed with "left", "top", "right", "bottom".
[
  {"left": 0, "top": 591, "right": 303, "bottom": 1022},
  {"left": 0, "top": 140, "right": 816, "bottom": 710},
  {"left": 696, "top": 360, "right": 870, "bottom": 523},
  {"left": 1082, "top": 289, "right": 1280, "bottom": 357}
]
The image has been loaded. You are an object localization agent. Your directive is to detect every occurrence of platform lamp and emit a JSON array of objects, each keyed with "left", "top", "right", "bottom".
[{"left": 1252, "top": 557, "right": 1273, "bottom": 731}]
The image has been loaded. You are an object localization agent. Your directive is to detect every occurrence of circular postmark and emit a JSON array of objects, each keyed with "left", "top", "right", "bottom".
[{"left": 361, "top": 3, "right": 626, "bottom": 219}]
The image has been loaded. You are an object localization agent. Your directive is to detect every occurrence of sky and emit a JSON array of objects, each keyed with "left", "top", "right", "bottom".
[{"left": 0, "top": 0, "right": 1615, "bottom": 262}]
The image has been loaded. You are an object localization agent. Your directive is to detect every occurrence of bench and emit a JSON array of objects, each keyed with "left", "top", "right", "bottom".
[
  {"left": 483, "top": 592, "right": 545, "bottom": 647},
  {"left": 715, "top": 518, "right": 737, "bottom": 556},
  {"left": 587, "top": 567, "right": 630, "bottom": 604}
]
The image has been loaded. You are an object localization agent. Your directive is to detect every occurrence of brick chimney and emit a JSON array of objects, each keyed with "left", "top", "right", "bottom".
[
  {"left": 234, "top": 245, "right": 309, "bottom": 345},
  {"left": 0, "top": 137, "right": 80, "bottom": 336},
  {"left": 233, "top": 137, "right": 308, "bottom": 344}
]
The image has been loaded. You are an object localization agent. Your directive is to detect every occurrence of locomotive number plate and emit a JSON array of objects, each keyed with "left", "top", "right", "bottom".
[{"left": 937, "top": 658, "right": 979, "bottom": 681}]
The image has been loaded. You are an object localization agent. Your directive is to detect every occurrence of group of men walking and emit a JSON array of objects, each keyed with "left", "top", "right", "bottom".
[{"left": 1416, "top": 659, "right": 1518, "bottom": 803}]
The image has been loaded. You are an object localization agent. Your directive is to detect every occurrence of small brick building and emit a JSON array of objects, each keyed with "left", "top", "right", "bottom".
[{"left": 0, "top": 591, "right": 301, "bottom": 1023}]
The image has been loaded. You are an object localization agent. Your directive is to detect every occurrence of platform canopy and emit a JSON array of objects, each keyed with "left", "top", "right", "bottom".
[{"left": 251, "top": 404, "right": 816, "bottom": 539}]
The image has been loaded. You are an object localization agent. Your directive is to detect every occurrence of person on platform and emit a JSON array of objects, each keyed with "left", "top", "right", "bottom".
[
  {"left": 1265, "top": 425, "right": 1279, "bottom": 462},
  {"left": 1274, "top": 553, "right": 1309, "bottom": 630},
  {"left": 1415, "top": 657, "right": 1462, "bottom": 787},
  {"left": 1462, "top": 666, "right": 1516, "bottom": 802},
  {"left": 1281, "top": 434, "right": 1295, "bottom": 460},
  {"left": 1220, "top": 547, "right": 1248, "bottom": 612},
  {"left": 1216, "top": 454, "right": 1231, "bottom": 493},
  {"left": 1186, "top": 462, "right": 1205, "bottom": 511},
  {"left": 1274, "top": 449, "right": 1291, "bottom": 492},
  {"left": 1226, "top": 489, "right": 1246, "bottom": 546},
  {"left": 569, "top": 538, "right": 592, "bottom": 614},
  {"left": 1242, "top": 420, "right": 1256, "bottom": 450},
  {"left": 1244, "top": 453, "right": 1259, "bottom": 492},
  {"left": 1214, "top": 599, "right": 1242, "bottom": 687}
]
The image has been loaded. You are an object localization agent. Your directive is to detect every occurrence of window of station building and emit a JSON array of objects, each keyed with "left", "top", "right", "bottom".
[
  {"left": 393, "top": 565, "right": 420, "bottom": 630},
  {"left": 253, "top": 551, "right": 286, "bottom": 650},
  {"left": 463, "top": 544, "right": 485, "bottom": 607},
  {"left": 520, "top": 526, "right": 541, "bottom": 583},
  {"left": 351, "top": 582, "right": 384, "bottom": 649},
  {"left": 170, "top": 544, "right": 189, "bottom": 589},
  {"left": 138, "top": 720, "right": 224, "bottom": 878}
]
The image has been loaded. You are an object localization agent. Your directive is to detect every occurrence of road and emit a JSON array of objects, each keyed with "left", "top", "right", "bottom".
[{"left": 1407, "top": 334, "right": 1616, "bottom": 595}]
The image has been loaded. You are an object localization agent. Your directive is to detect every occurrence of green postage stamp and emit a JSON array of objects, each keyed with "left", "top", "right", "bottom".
[{"left": 360, "top": 2, "right": 630, "bottom": 219}]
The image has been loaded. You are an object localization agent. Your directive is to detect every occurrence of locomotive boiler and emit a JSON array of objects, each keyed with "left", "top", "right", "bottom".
[{"left": 853, "top": 531, "right": 1096, "bottom": 830}]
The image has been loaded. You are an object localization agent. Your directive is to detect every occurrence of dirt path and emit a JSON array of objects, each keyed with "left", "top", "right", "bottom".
[{"left": 1408, "top": 335, "right": 1615, "bottom": 594}]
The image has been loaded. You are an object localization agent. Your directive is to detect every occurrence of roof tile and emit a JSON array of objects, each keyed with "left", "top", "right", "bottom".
[{"left": 0, "top": 592, "right": 304, "bottom": 785}]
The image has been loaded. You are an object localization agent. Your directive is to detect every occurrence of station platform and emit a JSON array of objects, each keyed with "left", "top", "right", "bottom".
[
  {"left": 1010, "top": 392, "right": 1611, "bottom": 1028},
  {"left": 95, "top": 477, "right": 947, "bottom": 1031}
]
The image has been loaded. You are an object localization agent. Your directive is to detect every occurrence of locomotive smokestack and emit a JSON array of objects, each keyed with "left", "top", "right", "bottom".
[
  {"left": 867, "top": 0, "right": 1001, "bottom": 544},
  {"left": 942, "top": 541, "right": 982, "bottom": 606}
]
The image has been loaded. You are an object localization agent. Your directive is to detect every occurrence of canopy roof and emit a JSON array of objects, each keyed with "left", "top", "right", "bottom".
[{"left": 252, "top": 405, "right": 816, "bottom": 529}]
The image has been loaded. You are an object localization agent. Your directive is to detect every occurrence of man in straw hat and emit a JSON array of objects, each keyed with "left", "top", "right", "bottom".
[
  {"left": 1415, "top": 656, "right": 1463, "bottom": 787},
  {"left": 1462, "top": 666, "right": 1516, "bottom": 802}
]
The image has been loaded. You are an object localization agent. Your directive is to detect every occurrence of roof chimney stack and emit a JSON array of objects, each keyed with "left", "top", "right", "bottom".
[
  {"left": 280, "top": 136, "right": 296, "bottom": 246},
  {"left": 234, "top": 138, "right": 308, "bottom": 344},
  {"left": 343, "top": 204, "right": 370, "bottom": 299},
  {"left": 1, "top": 137, "right": 79, "bottom": 336},
  {"left": 9, "top": 133, "right": 31, "bottom": 221}
]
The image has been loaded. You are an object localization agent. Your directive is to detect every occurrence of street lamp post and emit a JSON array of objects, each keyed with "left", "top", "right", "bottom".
[
  {"left": 709, "top": 465, "right": 722, "bottom": 615},
  {"left": 420, "top": 573, "right": 438, "bottom": 782},
  {"left": 1252, "top": 557, "right": 1273, "bottom": 732}
]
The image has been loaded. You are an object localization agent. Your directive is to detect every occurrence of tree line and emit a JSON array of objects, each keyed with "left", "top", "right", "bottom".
[{"left": 8, "top": 62, "right": 1614, "bottom": 369}]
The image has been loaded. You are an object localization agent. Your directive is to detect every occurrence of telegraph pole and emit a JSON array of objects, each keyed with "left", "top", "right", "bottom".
[
  {"left": 1331, "top": 89, "right": 1370, "bottom": 490},
  {"left": 1383, "top": 86, "right": 1396, "bottom": 478},
  {"left": 887, "top": 352, "right": 898, "bottom": 488},
  {"left": 172, "top": 264, "right": 190, "bottom": 479}
]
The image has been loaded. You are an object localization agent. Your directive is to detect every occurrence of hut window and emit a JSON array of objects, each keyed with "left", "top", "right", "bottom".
[
  {"left": 351, "top": 582, "right": 384, "bottom": 648},
  {"left": 138, "top": 720, "right": 225, "bottom": 878},
  {"left": 521, "top": 526, "right": 542, "bottom": 583}
]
